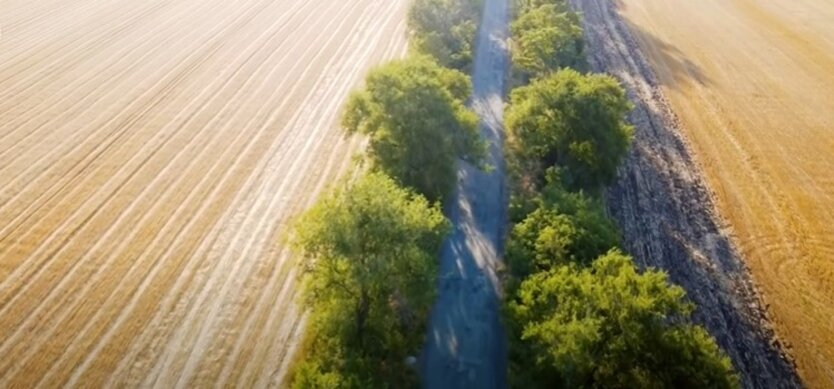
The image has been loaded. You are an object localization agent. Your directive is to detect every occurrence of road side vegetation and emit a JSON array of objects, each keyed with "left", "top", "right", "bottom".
[
  {"left": 506, "top": 171, "right": 619, "bottom": 280},
  {"left": 289, "top": 1, "right": 487, "bottom": 387},
  {"left": 506, "top": 68, "right": 633, "bottom": 193},
  {"left": 343, "top": 56, "right": 484, "bottom": 202},
  {"left": 507, "top": 250, "right": 739, "bottom": 388},
  {"left": 511, "top": 3, "right": 585, "bottom": 81},
  {"left": 408, "top": 0, "right": 484, "bottom": 72},
  {"left": 290, "top": 173, "right": 449, "bottom": 388},
  {"left": 502, "top": 1, "right": 740, "bottom": 387}
]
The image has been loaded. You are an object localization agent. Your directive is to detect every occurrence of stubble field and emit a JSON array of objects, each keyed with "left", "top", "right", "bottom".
[
  {"left": 618, "top": 0, "right": 834, "bottom": 386},
  {"left": 0, "top": 0, "right": 407, "bottom": 386}
]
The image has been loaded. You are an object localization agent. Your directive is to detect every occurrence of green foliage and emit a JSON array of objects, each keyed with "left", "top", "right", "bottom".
[
  {"left": 511, "top": 4, "right": 585, "bottom": 80},
  {"left": 506, "top": 174, "right": 619, "bottom": 278},
  {"left": 506, "top": 68, "right": 633, "bottom": 191},
  {"left": 502, "top": 8, "right": 737, "bottom": 386},
  {"left": 290, "top": 172, "right": 450, "bottom": 388},
  {"left": 343, "top": 56, "right": 484, "bottom": 202},
  {"left": 408, "top": 0, "right": 483, "bottom": 71},
  {"left": 506, "top": 251, "right": 740, "bottom": 389},
  {"left": 513, "top": 0, "right": 569, "bottom": 15}
]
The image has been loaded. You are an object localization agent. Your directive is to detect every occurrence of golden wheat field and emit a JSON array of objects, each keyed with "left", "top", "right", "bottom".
[
  {"left": 0, "top": 0, "right": 408, "bottom": 386},
  {"left": 619, "top": 0, "right": 834, "bottom": 386}
]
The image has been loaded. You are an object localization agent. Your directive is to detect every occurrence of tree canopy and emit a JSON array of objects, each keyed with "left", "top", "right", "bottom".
[
  {"left": 408, "top": 0, "right": 483, "bottom": 71},
  {"left": 505, "top": 68, "right": 633, "bottom": 191},
  {"left": 290, "top": 172, "right": 450, "bottom": 387},
  {"left": 513, "top": 0, "right": 569, "bottom": 15},
  {"left": 511, "top": 4, "right": 585, "bottom": 80},
  {"left": 506, "top": 250, "right": 740, "bottom": 388},
  {"left": 506, "top": 175, "right": 619, "bottom": 278},
  {"left": 342, "top": 56, "right": 484, "bottom": 202}
]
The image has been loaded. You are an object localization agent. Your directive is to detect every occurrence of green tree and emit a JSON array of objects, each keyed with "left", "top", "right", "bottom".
[
  {"left": 506, "top": 250, "right": 740, "bottom": 388},
  {"left": 290, "top": 172, "right": 450, "bottom": 387},
  {"left": 513, "top": 0, "right": 569, "bottom": 15},
  {"left": 408, "top": 0, "right": 483, "bottom": 71},
  {"left": 505, "top": 68, "right": 633, "bottom": 191},
  {"left": 511, "top": 4, "right": 585, "bottom": 80},
  {"left": 506, "top": 174, "right": 619, "bottom": 278},
  {"left": 343, "top": 56, "right": 483, "bottom": 202}
]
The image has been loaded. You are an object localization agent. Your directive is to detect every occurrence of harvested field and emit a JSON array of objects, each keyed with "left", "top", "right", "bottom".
[
  {"left": 609, "top": 1, "right": 834, "bottom": 387},
  {"left": 0, "top": 0, "right": 407, "bottom": 386},
  {"left": 571, "top": 0, "right": 806, "bottom": 387}
]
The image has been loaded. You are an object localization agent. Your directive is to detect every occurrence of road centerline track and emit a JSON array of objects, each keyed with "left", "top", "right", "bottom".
[{"left": 422, "top": 0, "right": 510, "bottom": 387}]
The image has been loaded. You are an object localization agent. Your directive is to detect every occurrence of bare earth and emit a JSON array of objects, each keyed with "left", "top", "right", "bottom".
[
  {"left": 0, "top": 0, "right": 407, "bottom": 386},
  {"left": 421, "top": 0, "right": 509, "bottom": 387},
  {"left": 611, "top": 1, "right": 834, "bottom": 387},
  {"left": 572, "top": 0, "right": 803, "bottom": 387}
]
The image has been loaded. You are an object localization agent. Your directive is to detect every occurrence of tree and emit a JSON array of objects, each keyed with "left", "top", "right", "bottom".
[
  {"left": 506, "top": 174, "right": 619, "bottom": 278},
  {"left": 505, "top": 68, "right": 633, "bottom": 191},
  {"left": 408, "top": 0, "right": 483, "bottom": 71},
  {"left": 511, "top": 4, "right": 585, "bottom": 80},
  {"left": 290, "top": 172, "right": 450, "bottom": 387},
  {"left": 513, "top": 0, "right": 569, "bottom": 15},
  {"left": 343, "top": 56, "right": 484, "bottom": 202},
  {"left": 506, "top": 250, "right": 740, "bottom": 388}
]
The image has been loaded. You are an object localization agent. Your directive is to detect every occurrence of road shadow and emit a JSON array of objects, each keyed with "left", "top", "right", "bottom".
[{"left": 420, "top": 0, "right": 510, "bottom": 387}]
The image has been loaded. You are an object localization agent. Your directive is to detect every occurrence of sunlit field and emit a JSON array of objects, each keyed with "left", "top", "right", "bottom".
[
  {"left": 620, "top": 0, "right": 834, "bottom": 386},
  {"left": 0, "top": 0, "right": 407, "bottom": 386}
]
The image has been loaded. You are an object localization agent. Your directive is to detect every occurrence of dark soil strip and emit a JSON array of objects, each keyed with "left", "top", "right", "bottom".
[{"left": 571, "top": 1, "right": 801, "bottom": 387}]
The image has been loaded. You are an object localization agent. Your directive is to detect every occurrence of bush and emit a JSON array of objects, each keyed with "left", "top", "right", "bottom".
[
  {"left": 408, "top": 0, "right": 483, "bottom": 71},
  {"left": 505, "top": 68, "right": 633, "bottom": 192},
  {"left": 343, "top": 56, "right": 484, "bottom": 202},
  {"left": 506, "top": 251, "right": 740, "bottom": 388}
]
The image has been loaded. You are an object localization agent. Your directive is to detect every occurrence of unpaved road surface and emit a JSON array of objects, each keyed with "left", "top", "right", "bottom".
[
  {"left": 0, "top": 0, "right": 407, "bottom": 386},
  {"left": 571, "top": 0, "right": 802, "bottom": 387},
  {"left": 421, "top": 0, "right": 509, "bottom": 387},
  {"left": 611, "top": 0, "right": 834, "bottom": 387}
]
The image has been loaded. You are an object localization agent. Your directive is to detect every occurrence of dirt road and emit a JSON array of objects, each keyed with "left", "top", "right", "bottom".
[
  {"left": 607, "top": 1, "right": 834, "bottom": 387},
  {"left": 421, "top": 0, "right": 509, "bottom": 387},
  {"left": 0, "top": 0, "right": 407, "bottom": 386},
  {"left": 571, "top": 0, "right": 802, "bottom": 387}
]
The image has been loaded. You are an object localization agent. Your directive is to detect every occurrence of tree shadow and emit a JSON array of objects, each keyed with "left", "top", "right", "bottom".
[
  {"left": 623, "top": 18, "right": 710, "bottom": 88},
  {"left": 569, "top": 0, "right": 800, "bottom": 386},
  {"left": 584, "top": 0, "right": 711, "bottom": 89}
]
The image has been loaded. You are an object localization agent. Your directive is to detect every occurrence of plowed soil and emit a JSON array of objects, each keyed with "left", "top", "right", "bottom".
[
  {"left": 613, "top": 1, "right": 834, "bottom": 387},
  {"left": 572, "top": 0, "right": 809, "bottom": 387},
  {"left": 0, "top": 0, "right": 407, "bottom": 386}
]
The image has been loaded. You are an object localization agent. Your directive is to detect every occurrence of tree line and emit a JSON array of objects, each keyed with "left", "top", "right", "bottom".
[
  {"left": 287, "top": 0, "right": 741, "bottom": 386},
  {"left": 502, "top": 0, "right": 740, "bottom": 387},
  {"left": 287, "top": 1, "right": 485, "bottom": 387}
]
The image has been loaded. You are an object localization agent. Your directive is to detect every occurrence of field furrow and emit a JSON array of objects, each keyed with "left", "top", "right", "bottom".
[{"left": 0, "top": 0, "right": 408, "bottom": 386}]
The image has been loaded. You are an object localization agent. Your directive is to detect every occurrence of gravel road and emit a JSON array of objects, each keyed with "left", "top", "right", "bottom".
[
  {"left": 570, "top": 0, "right": 801, "bottom": 387},
  {"left": 420, "top": 0, "right": 510, "bottom": 387}
]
